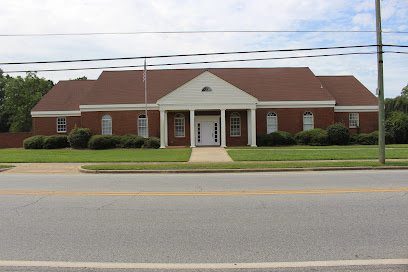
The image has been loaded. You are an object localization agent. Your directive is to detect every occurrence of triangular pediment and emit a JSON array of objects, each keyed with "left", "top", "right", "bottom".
[{"left": 157, "top": 71, "right": 258, "bottom": 105}]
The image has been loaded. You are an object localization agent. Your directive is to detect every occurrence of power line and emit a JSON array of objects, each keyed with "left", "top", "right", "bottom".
[
  {"left": 3, "top": 51, "right": 385, "bottom": 73},
  {"left": 0, "top": 30, "right": 407, "bottom": 37},
  {"left": 0, "top": 45, "right": 378, "bottom": 65}
]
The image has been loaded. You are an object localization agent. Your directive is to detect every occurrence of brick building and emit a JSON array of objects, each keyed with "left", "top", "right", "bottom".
[{"left": 31, "top": 68, "right": 378, "bottom": 147}]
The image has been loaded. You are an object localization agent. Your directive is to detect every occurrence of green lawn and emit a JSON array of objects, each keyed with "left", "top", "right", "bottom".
[
  {"left": 0, "top": 148, "right": 192, "bottom": 163},
  {"left": 0, "top": 165, "right": 14, "bottom": 168},
  {"left": 82, "top": 161, "right": 408, "bottom": 171},
  {"left": 227, "top": 148, "right": 408, "bottom": 161},
  {"left": 226, "top": 144, "right": 408, "bottom": 149}
]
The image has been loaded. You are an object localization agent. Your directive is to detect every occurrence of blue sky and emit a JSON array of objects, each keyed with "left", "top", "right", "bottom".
[{"left": 0, "top": 0, "right": 407, "bottom": 98}]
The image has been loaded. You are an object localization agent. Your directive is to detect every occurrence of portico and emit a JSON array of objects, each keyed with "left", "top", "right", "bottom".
[{"left": 157, "top": 71, "right": 258, "bottom": 148}]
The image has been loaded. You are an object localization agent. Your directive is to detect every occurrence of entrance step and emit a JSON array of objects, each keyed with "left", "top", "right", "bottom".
[{"left": 189, "top": 147, "right": 233, "bottom": 163}]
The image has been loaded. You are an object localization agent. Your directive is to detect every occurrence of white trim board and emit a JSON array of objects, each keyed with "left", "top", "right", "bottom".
[
  {"left": 257, "top": 100, "right": 336, "bottom": 108},
  {"left": 80, "top": 104, "right": 159, "bottom": 112},
  {"left": 31, "top": 111, "right": 81, "bottom": 117},
  {"left": 334, "top": 106, "right": 378, "bottom": 112}
]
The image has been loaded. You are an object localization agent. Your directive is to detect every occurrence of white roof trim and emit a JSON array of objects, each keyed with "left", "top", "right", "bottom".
[
  {"left": 160, "top": 103, "right": 257, "bottom": 111},
  {"left": 80, "top": 104, "right": 159, "bottom": 112},
  {"left": 31, "top": 111, "right": 81, "bottom": 117},
  {"left": 257, "top": 100, "right": 336, "bottom": 108},
  {"left": 334, "top": 106, "right": 379, "bottom": 112}
]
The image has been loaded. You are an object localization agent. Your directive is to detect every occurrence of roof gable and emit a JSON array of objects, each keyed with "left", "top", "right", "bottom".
[{"left": 157, "top": 71, "right": 258, "bottom": 106}]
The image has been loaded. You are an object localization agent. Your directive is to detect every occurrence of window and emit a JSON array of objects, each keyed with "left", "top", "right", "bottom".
[
  {"left": 267, "top": 112, "right": 277, "bottom": 133},
  {"left": 303, "top": 112, "right": 314, "bottom": 131},
  {"left": 230, "top": 112, "right": 241, "bottom": 136},
  {"left": 101, "top": 115, "right": 112, "bottom": 135},
  {"left": 349, "top": 113, "right": 359, "bottom": 128},
  {"left": 57, "top": 117, "right": 66, "bottom": 133},
  {"left": 174, "top": 113, "right": 185, "bottom": 137},
  {"left": 138, "top": 114, "right": 148, "bottom": 137},
  {"left": 202, "top": 86, "right": 212, "bottom": 92}
]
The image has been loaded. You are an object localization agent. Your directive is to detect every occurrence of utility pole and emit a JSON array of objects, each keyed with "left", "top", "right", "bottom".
[{"left": 376, "top": 0, "right": 385, "bottom": 164}]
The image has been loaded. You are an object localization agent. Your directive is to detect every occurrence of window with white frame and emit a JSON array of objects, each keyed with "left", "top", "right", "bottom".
[
  {"left": 138, "top": 114, "right": 148, "bottom": 137},
  {"left": 230, "top": 112, "right": 241, "bottom": 136},
  {"left": 267, "top": 112, "right": 277, "bottom": 133},
  {"left": 101, "top": 115, "right": 112, "bottom": 135},
  {"left": 349, "top": 113, "right": 359, "bottom": 128},
  {"left": 174, "top": 113, "right": 185, "bottom": 137},
  {"left": 57, "top": 117, "right": 66, "bottom": 133},
  {"left": 303, "top": 111, "right": 314, "bottom": 131}
]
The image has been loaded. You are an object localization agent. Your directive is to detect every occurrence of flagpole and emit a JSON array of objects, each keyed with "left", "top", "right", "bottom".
[{"left": 144, "top": 58, "right": 148, "bottom": 136}]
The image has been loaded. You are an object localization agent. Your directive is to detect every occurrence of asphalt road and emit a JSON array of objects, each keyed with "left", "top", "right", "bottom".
[{"left": 0, "top": 170, "right": 407, "bottom": 272}]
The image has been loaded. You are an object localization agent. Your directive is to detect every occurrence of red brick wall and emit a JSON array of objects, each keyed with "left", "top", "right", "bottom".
[
  {"left": 33, "top": 116, "right": 81, "bottom": 135},
  {"left": 0, "top": 132, "right": 33, "bottom": 148},
  {"left": 167, "top": 111, "right": 191, "bottom": 146},
  {"left": 226, "top": 110, "right": 248, "bottom": 146},
  {"left": 334, "top": 112, "right": 378, "bottom": 134},
  {"left": 81, "top": 110, "right": 160, "bottom": 137},
  {"left": 256, "top": 108, "right": 335, "bottom": 136}
]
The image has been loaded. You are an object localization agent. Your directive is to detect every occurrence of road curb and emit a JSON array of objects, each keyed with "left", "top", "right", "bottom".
[{"left": 78, "top": 166, "right": 408, "bottom": 174}]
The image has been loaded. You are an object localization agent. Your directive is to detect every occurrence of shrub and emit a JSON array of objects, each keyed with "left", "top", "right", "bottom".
[
  {"left": 295, "top": 129, "right": 329, "bottom": 146},
  {"left": 88, "top": 135, "right": 120, "bottom": 150},
  {"left": 327, "top": 123, "right": 350, "bottom": 145},
  {"left": 23, "top": 135, "right": 45, "bottom": 149},
  {"left": 43, "top": 135, "right": 69, "bottom": 149},
  {"left": 355, "top": 133, "right": 374, "bottom": 145},
  {"left": 385, "top": 111, "right": 408, "bottom": 144},
  {"left": 256, "top": 134, "right": 269, "bottom": 146},
  {"left": 67, "top": 127, "right": 92, "bottom": 149},
  {"left": 119, "top": 134, "right": 146, "bottom": 148},
  {"left": 271, "top": 131, "right": 296, "bottom": 145},
  {"left": 256, "top": 131, "right": 295, "bottom": 146},
  {"left": 144, "top": 137, "right": 160, "bottom": 149}
]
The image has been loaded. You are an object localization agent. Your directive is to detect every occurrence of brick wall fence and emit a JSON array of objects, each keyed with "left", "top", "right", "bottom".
[{"left": 0, "top": 132, "right": 33, "bottom": 148}]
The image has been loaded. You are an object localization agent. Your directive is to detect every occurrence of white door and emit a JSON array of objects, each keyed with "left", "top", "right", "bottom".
[{"left": 196, "top": 120, "right": 219, "bottom": 146}]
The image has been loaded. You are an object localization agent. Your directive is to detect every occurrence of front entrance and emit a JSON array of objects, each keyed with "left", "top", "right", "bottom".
[{"left": 195, "top": 116, "right": 220, "bottom": 146}]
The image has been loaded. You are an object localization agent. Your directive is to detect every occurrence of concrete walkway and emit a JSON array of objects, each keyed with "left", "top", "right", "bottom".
[{"left": 188, "top": 147, "right": 233, "bottom": 163}]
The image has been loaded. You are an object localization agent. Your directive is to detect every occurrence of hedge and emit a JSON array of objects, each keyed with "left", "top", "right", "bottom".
[
  {"left": 23, "top": 135, "right": 45, "bottom": 149},
  {"left": 43, "top": 135, "right": 69, "bottom": 149},
  {"left": 256, "top": 131, "right": 295, "bottom": 146},
  {"left": 327, "top": 123, "right": 350, "bottom": 145},
  {"left": 294, "top": 128, "right": 329, "bottom": 146},
  {"left": 144, "top": 137, "right": 160, "bottom": 149},
  {"left": 119, "top": 134, "right": 146, "bottom": 148},
  {"left": 88, "top": 135, "right": 121, "bottom": 150},
  {"left": 68, "top": 127, "right": 92, "bottom": 149}
]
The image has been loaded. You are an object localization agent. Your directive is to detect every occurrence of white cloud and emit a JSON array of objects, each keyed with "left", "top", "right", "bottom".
[{"left": 0, "top": 0, "right": 406, "bottom": 97}]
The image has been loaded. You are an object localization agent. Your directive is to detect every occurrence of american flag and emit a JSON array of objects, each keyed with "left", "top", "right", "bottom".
[{"left": 143, "top": 58, "right": 146, "bottom": 82}]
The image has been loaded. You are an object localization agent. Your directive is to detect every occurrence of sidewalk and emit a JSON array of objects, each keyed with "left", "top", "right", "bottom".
[{"left": 188, "top": 147, "right": 233, "bottom": 163}]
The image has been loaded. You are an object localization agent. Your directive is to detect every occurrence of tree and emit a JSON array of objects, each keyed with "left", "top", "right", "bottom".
[
  {"left": 0, "top": 69, "right": 12, "bottom": 132},
  {"left": 3, "top": 72, "right": 53, "bottom": 132},
  {"left": 402, "top": 84, "right": 408, "bottom": 96},
  {"left": 72, "top": 76, "right": 88, "bottom": 80}
]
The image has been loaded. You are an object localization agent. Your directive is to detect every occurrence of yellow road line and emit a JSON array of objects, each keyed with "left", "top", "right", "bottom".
[{"left": 0, "top": 187, "right": 407, "bottom": 196}]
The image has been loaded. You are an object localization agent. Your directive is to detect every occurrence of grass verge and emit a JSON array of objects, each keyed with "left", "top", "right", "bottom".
[
  {"left": 0, "top": 165, "right": 14, "bottom": 168},
  {"left": 226, "top": 144, "right": 408, "bottom": 149},
  {"left": 0, "top": 148, "right": 192, "bottom": 163},
  {"left": 82, "top": 161, "right": 408, "bottom": 171},
  {"left": 227, "top": 148, "right": 408, "bottom": 161}
]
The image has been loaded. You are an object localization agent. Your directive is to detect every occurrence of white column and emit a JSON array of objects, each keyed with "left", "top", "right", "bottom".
[
  {"left": 251, "top": 108, "right": 257, "bottom": 147},
  {"left": 247, "top": 109, "right": 252, "bottom": 146},
  {"left": 160, "top": 110, "right": 165, "bottom": 148},
  {"left": 164, "top": 111, "right": 168, "bottom": 146},
  {"left": 221, "top": 109, "right": 226, "bottom": 147},
  {"left": 190, "top": 110, "right": 196, "bottom": 148}
]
